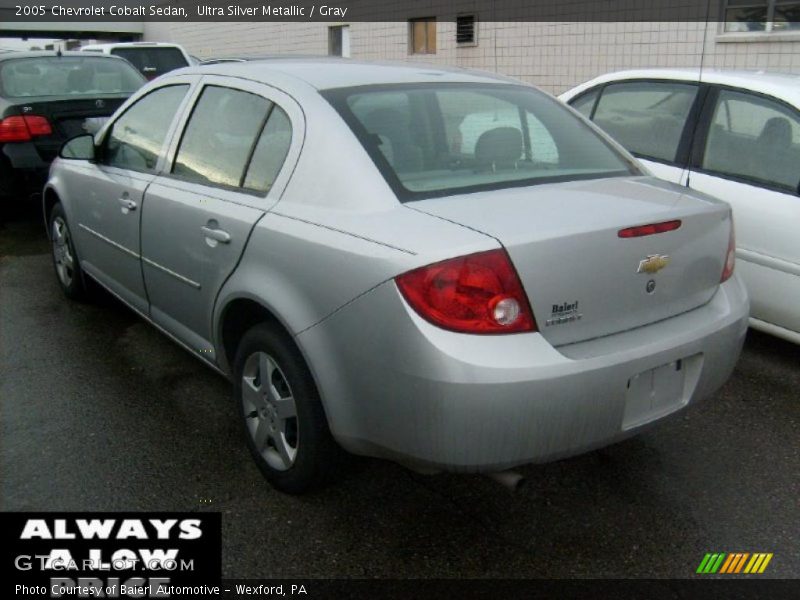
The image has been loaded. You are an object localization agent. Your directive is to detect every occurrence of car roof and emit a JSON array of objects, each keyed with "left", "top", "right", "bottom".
[
  {"left": 185, "top": 57, "right": 521, "bottom": 91},
  {"left": 200, "top": 54, "right": 327, "bottom": 63},
  {"left": 82, "top": 42, "right": 185, "bottom": 49},
  {"left": 0, "top": 50, "right": 130, "bottom": 62},
  {"left": 562, "top": 67, "right": 800, "bottom": 109}
]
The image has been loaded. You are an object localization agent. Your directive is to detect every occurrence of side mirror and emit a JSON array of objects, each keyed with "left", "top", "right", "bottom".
[{"left": 59, "top": 134, "right": 96, "bottom": 161}]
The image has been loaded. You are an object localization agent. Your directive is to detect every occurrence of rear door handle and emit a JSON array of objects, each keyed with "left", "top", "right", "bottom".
[
  {"left": 201, "top": 225, "right": 231, "bottom": 244},
  {"left": 118, "top": 196, "right": 137, "bottom": 211}
]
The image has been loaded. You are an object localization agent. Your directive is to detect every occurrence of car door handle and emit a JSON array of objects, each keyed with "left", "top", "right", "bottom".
[
  {"left": 118, "top": 197, "right": 137, "bottom": 211},
  {"left": 201, "top": 225, "right": 231, "bottom": 244}
]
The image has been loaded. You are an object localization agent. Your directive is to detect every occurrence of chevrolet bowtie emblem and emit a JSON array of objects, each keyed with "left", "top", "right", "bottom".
[{"left": 637, "top": 254, "right": 670, "bottom": 274}]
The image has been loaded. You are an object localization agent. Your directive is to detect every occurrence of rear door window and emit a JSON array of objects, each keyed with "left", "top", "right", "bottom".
[
  {"left": 243, "top": 106, "right": 293, "bottom": 193},
  {"left": 701, "top": 89, "right": 800, "bottom": 193},
  {"left": 591, "top": 81, "right": 698, "bottom": 163},
  {"left": 172, "top": 85, "right": 272, "bottom": 189}
]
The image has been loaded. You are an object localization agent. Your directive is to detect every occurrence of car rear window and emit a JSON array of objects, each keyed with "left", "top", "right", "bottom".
[
  {"left": 111, "top": 48, "right": 188, "bottom": 79},
  {"left": 324, "top": 83, "right": 638, "bottom": 201},
  {"left": 0, "top": 56, "right": 144, "bottom": 98}
]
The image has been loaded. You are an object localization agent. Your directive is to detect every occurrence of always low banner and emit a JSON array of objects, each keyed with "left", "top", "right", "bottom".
[{"left": 2, "top": 512, "right": 221, "bottom": 597}]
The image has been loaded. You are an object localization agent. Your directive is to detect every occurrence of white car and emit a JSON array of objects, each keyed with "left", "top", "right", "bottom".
[
  {"left": 81, "top": 42, "right": 191, "bottom": 80},
  {"left": 561, "top": 69, "right": 800, "bottom": 345}
]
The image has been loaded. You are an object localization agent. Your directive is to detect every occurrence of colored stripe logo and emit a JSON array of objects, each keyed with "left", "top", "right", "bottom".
[{"left": 697, "top": 552, "right": 773, "bottom": 574}]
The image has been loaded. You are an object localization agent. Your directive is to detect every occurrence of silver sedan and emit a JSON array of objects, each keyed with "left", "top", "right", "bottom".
[{"left": 44, "top": 59, "right": 749, "bottom": 493}]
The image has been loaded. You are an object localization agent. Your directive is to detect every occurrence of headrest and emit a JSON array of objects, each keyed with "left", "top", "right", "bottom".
[{"left": 475, "top": 127, "right": 523, "bottom": 167}]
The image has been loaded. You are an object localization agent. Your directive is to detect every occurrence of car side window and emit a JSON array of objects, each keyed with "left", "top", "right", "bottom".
[
  {"left": 173, "top": 85, "right": 271, "bottom": 188},
  {"left": 702, "top": 89, "right": 800, "bottom": 193},
  {"left": 569, "top": 88, "right": 600, "bottom": 118},
  {"left": 243, "top": 106, "right": 292, "bottom": 193},
  {"left": 590, "top": 81, "right": 698, "bottom": 163},
  {"left": 104, "top": 84, "right": 188, "bottom": 173}
]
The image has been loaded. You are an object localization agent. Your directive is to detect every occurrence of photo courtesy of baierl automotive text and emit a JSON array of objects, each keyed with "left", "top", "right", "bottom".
[{"left": 1, "top": 0, "right": 798, "bottom": 598}]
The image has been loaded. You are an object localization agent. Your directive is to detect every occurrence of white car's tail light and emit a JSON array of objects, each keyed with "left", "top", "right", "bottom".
[{"left": 395, "top": 249, "right": 537, "bottom": 334}]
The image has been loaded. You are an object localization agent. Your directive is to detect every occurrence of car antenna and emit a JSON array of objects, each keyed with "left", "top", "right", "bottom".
[{"left": 57, "top": 49, "right": 62, "bottom": 57}]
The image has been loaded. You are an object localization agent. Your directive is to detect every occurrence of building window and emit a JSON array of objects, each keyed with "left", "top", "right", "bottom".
[
  {"left": 328, "top": 25, "right": 350, "bottom": 57},
  {"left": 724, "top": 0, "right": 800, "bottom": 32},
  {"left": 410, "top": 17, "right": 436, "bottom": 54},
  {"left": 456, "top": 14, "right": 477, "bottom": 45}
]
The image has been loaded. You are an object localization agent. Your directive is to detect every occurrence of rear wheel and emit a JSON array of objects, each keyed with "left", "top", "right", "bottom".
[
  {"left": 234, "top": 323, "right": 341, "bottom": 494},
  {"left": 49, "top": 203, "right": 87, "bottom": 300}
]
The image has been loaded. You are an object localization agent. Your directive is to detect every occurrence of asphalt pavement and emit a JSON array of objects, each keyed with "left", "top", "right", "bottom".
[{"left": 1, "top": 206, "right": 798, "bottom": 578}]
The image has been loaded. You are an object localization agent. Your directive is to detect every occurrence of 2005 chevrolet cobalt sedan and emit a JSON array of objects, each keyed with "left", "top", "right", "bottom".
[{"left": 44, "top": 59, "right": 748, "bottom": 493}]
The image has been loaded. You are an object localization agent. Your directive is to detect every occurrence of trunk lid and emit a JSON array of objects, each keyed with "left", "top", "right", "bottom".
[
  {"left": 4, "top": 96, "right": 127, "bottom": 161},
  {"left": 408, "top": 176, "right": 731, "bottom": 346}
]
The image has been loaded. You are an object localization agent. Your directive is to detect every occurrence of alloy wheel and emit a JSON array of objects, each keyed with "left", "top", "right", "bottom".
[
  {"left": 241, "top": 351, "right": 299, "bottom": 471},
  {"left": 52, "top": 216, "right": 75, "bottom": 288}
]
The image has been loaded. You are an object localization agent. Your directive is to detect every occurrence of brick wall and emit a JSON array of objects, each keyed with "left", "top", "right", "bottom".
[{"left": 144, "top": 20, "right": 800, "bottom": 94}]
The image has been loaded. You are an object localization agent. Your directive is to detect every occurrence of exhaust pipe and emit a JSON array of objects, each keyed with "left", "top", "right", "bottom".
[{"left": 486, "top": 470, "right": 526, "bottom": 492}]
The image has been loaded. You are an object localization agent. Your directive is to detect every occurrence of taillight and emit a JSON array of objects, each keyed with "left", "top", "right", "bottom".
[
  {"left": 0, "top": 115, "right": 52, "bottom": 143},
  {"left": 721, "top": 216, "right": 736, "bottom": 282},
  {"left": 0, "top": 116, "right": 31, "bottom": 142},
  {"left": 23, "top": 115, "right": 52, "bottom": 136},
  {"left": 395, "top": 249, "right": 537, "bottom": 334},
  {"left": 618, "top": 220, "right": 681, "bottom": 238}
]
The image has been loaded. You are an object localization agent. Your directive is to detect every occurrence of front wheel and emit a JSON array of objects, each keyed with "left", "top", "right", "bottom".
[
  {"left": 234, "top": 324, "right": 342, "bottom": 494},
  {"left": 49, "top": 203, "right": 87, "bottom": 300}
]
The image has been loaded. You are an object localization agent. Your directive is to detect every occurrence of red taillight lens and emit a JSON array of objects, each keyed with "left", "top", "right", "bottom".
[
  {"left": 395, "top": 249, "right": 537, "bottom": 334},
  {"left": 721, "top": 216, "right": 736, "bottom": 282},
  {"left": 23, "top": 115, "right": 52, "bottom": 136},
  {"left": 0, "top": 115, "right": 52, "bottom": 142},
  {"left": 618, "top": 220, "right": 682, "bottom": 238},
  {"left": 0, "top": 116, "right": 31, "bottom": 142}
]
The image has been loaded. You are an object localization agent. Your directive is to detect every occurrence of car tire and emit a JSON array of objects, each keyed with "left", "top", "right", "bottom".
[
  {"left": 49, "top": 203, "right": 87, "bottom": 301},
  {"left": 233, "top": 323, "right": 342, "bottom": 494}
]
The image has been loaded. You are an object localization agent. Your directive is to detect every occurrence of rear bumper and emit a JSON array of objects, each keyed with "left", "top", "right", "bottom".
[
  {"left": 1, "top": 143, "right": 50, "bottom": 199},
  {"left": 297, "top": 275, "right": 749, "bottom": 472}
]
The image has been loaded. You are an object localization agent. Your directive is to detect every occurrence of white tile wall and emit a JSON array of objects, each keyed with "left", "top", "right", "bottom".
[{"left": 145, "top": 20, "right": 800, "bottom": 94}]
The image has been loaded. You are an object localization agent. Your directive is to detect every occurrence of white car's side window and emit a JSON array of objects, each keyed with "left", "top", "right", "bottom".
[
  {"left": 702, "top": 89, "right": 800, "bottom": 193},
  {"left": 569, "top": 88, "right": 600, "bottom": 118},
  {"left": 590, "top": 81, "right": 698, "bottom": 164}
]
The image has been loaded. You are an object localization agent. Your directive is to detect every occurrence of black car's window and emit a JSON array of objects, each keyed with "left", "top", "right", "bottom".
[
  {"left": 326, "top": 83, "right": 635, "bottom": 201},
  {"left": 0, "top": 56, "right": 143, "bottom": 97},
  {"left": 111, "top": 48, "right": 188, "bottom": 79},
  {"left": 173, "top": 86, "right": 271, "bottom": 188},
  {"left": 104, "top": 85, "right": 188, "bottom": 172},
  {"left": 591, "top": 81, "right": 698, "bottom": 163},
  {"left": 243, "top": 106, "right": 292, "bottom": 193},
  {"left": 569, "top": 88, "right": 600, "bottom": 118},
  {"left": 702, "top": 89, "right": 800, "bottom": 193}
]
